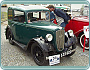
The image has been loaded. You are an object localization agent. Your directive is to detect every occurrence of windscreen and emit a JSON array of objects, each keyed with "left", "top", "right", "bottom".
[{"left": 27, "top": 11, "right": 50, "bottom": 23}]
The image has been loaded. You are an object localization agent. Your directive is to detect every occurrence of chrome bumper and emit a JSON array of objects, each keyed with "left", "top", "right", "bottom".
[
  {"left": 46, "top": 49, "right": 76, "bottom": 60},
  {"left": 61, "top": 49, "right": 76, "bottom": 57}
]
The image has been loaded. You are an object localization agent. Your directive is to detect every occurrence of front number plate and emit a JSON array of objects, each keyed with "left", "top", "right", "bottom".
[{"left": 49, "top": 54, "right": 60, "bottom": 65}]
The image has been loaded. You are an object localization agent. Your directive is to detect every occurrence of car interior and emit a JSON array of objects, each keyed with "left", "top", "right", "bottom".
[
  {"left": 14, "top": 15, "right": 25, "bottom": 23},
  {"left": 28, "top": 11, "right": 50, "bottom": 23},
  {"left": 13, "top": 10, "right": 25, "bottom": 23}
]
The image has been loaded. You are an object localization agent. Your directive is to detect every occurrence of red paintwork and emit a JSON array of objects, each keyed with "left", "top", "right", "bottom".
[{"left": 65, "top": 16, "right": 89, "bottom": 37}]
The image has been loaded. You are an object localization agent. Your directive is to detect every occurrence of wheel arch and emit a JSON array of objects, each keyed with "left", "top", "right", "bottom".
[
  {"left": 79, "top": 33, "right": 89, "bottom": 50},
  {"left": 78, "top": 31, "right": 84, "bottom": 38},
  {"left": 26, "top": 38, "right": 54, "bottom": 53},
  {"left": 5, "top": 25, "right": 11, "bottom": 39}
]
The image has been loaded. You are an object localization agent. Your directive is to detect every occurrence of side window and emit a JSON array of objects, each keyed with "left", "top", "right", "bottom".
[
  {"left": 8, "top": 9, "right": 13, "bottom": 20},
  {"left": 14, "top": 10, "right": 25, "bottom": 23},
  {"left": 27, "top": 12, "right": 38, "bottom": 22},
  {"left": 27, "top": 11, "right": 50, "bottom": 23}
]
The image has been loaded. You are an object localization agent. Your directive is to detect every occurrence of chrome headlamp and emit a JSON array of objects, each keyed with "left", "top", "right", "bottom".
[
  {"left": 68, "top": 30, "right": 74, "bottom": 37},
  {"left": 46, "top": 34, "right": 53, "bottom": 42}
]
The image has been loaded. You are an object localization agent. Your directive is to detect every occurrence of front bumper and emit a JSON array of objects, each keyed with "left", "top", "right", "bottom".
[
  {"left": 46, "top": 48, "right": 76, "bottom": 60},
  {"left": 61, "top": 48, "right": 76, "bottom": 57}
]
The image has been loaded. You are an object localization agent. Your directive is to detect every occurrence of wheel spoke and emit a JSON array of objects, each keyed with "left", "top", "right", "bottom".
[
  {"left": 80, "top": 34, "right": 89, "bottom": 49},
  {"left": 33, "top": 46, "right": 44, "bottom": 63}
]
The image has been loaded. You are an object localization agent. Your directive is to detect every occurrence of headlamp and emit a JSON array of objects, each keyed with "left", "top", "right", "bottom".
[
  {"left": 68, "top": 30, "right": 74, "bottom": 37},
  {"left": 46, "top": 34, "right": 53, "bottom": 42}
]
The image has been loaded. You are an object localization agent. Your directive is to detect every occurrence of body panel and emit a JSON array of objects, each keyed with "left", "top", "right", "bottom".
[
  {"left": 65, "top": 16, "right": 89, "bottom": 37},
  {"left": 9, "top": 19, "right": 63, "bottom": 52}
]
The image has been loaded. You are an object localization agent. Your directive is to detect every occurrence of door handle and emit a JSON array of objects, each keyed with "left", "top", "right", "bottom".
[
  {"left": 26, "top": 26, "right": 30, "bottom": 27},
  {"left": 17, "top": 24, "right": 21, "bottom": 25},
  {"left": 12, "top": 24, "right": 15, "bottom": 26},
  {"left": 12, "top": 22, "right": 17, "bottom": 26},
  {"left": 26, "top": 26, "right": 30, "bottom": 30}
]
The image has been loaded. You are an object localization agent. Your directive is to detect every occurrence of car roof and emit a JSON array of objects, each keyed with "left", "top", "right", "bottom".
[{"left": 8, "top": 5, "right": 49, "bottom": 12}]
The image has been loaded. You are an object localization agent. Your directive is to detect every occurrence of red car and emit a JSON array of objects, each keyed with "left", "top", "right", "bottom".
[{"left": 65, "top": 16, "right": 89, "bottom": 49}]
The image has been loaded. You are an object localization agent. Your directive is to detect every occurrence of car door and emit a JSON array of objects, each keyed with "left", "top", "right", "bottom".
[
  {"left": 8, "top": 9, "right": 18, "bottom": 40},
  {"left": 13, "top": 10, "right": 25, "bottom": 43}
]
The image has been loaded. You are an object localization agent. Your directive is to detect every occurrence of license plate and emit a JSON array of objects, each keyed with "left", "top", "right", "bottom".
[
  {"left": 61, "top": 50, "right": 72, "bottom": 57},
  {"left": 61, "top": 49, "right": 76, "bottom": 57},
  {"left": 49, "top": 54, "right": 60, "bottom": 65}
]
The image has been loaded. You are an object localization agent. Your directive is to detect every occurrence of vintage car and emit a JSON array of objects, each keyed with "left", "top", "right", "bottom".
[
  {"left": 5, "top": 5, "right": 77, "bottom": 66},
  {"left": 65, "top": 8, "right": 89, "bottom": 49}
]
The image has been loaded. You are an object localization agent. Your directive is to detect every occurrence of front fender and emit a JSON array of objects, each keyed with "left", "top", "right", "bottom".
[
  {"left": 5, "top": 25, "right": 10, "bottom": 39},
  {"left": 27, "top": 38, "right": 55, "bottom": 52}
]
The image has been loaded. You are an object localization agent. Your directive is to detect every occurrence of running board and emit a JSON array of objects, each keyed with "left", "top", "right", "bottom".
[{"left": 13, "top": 40, "right": 27, "bottom": 50}]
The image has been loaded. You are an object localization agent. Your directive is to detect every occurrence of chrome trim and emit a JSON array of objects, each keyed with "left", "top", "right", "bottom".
[
  {"left": 56, "top": 30, "right": 65, "bottom": 51},
  {"left": 61, "top": 49, "right": 76, "bottom": 57},
  {"left": 74, "top": 29, "right": 83, "bottom": 35}
]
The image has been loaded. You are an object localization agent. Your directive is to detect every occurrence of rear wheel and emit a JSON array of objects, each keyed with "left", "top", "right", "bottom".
[
  {"left": 7, "top": 30, "right": 14, "bottom": 45},
  {"left": 80, "top": 34, "right": 89, "bottom": 50},
  {"left": 31, "top": 42, "right": 49, "bottom": 66}
]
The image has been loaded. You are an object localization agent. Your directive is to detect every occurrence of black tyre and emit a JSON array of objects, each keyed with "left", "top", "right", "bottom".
[
  {"left": 7, "top": 29, "right": 14, "bottom": 45},
  {"left": 79, "top": 34, "right": 89, "bottom": 50},
  {"left": 31, "top": 42, "right": 49, "bottom": 66},
  {"left": 66, "top": 44, "right": 76, "bottom": 56}
]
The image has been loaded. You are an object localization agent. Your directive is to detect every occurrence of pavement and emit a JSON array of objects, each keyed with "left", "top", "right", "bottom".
[{"left": 1, "top": 21, "right": 89, "bottom": 66}]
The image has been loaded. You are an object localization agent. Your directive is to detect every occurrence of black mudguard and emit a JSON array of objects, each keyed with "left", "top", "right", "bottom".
[
  {"left": 27, "top": 38, "right": 55, "bottom": 53},
  {"left": 5, "top": 25, "right": 10, "bottom": 39}
]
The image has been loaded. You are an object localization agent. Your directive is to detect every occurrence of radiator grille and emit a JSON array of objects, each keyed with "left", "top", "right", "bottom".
[{"left": 56, "top": 30, "right": 65, "bottom": 51}]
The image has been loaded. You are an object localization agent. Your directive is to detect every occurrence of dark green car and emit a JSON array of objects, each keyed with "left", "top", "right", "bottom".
[{"left": 5, "top": 5, "right": 77, "bottom": 66}]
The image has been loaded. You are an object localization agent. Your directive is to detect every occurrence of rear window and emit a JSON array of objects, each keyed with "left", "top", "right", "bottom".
[
  {"left": 14, "top": 10, "right": 24, "bottom": 16},
  {"left": 13, "top": 10, "right": 25, "bottom": 23},
  {"left": 8, "top": 9, "right": 13, "bottom": 20}
]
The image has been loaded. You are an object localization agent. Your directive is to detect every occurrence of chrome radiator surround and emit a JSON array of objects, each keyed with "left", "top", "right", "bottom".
[{"left": 56, "top": 30, "right": 65, "bottom": 51}]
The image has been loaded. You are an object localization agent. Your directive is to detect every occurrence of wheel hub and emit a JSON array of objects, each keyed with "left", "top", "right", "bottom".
[
  {"left": 36, "top": 53, "right": 39, "bottom": 56},
  {"left": 80, "top": 34, "right": 89, "bottom": 49},
  {"left": 85, "top": 39, "right": 88, "bottom": 44}
]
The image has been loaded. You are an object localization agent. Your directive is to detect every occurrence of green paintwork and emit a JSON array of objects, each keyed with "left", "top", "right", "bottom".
[{"left": 8, "top": 6, "right": 64, "bottom": 52}]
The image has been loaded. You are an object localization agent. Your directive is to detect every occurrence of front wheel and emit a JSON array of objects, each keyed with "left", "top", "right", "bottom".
[
  {"left": 31, "top": 42, "right": 49, "bottom": 66},
  {"left": 80, "top": 34, "right": 89, "bottom": 50}
]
